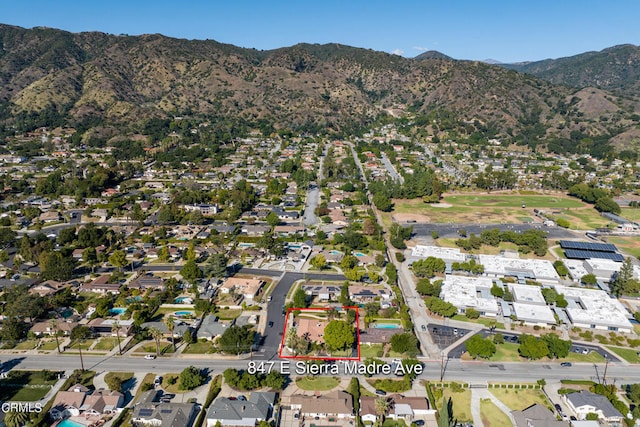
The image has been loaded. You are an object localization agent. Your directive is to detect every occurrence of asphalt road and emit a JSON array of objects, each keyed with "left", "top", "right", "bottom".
[
  {"left": 255, "top": 271, "right": 346, "bottom": 360},
  {"left": 4, "top": 354, "right": 638, "bottom": 384},
  {"left": 410, "top": 223, "right": 580, "bottom": 240}
]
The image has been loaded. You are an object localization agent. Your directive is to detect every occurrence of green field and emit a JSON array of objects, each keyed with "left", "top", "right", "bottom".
[
  {"left": 463, "top": 343, "right": 605, "bottom": 363},
  {"left": 432, "top": 385, "right": 472, "bottom": 423},
  {"left": 360, "top": 344, "right": 384, "bottom": 358},
  {"left": 183, "top": 340, "right": 216, "bottom": 354},
  {"left": 388, "top": 192, "right": 600, "bottom": 226},
  {"left": 0, "top": 371, "right": 61, "bottom": 401},
  {"left": 444, "top": 194, "right": 584, "bottom": 208},
  {"left": 296, "top": 376, "right": 340, "bottom": 391},
  {"left": 604, "top": 236, "right": 640, "bottom": 259},
  {"left": 606, "top": 346, "right": 640, "bottom": 363},
  {"left": 489, "top": 388, "right": 551, "bottom": 411},
  {"left": 480, "top": 399, "right": 512, "bottom": 427},
  {"left": 14, "top": 340, "right": 38, "bottom": 350},
  {"left": 94, "top": 337, "right": 120, "bottom": 351}
]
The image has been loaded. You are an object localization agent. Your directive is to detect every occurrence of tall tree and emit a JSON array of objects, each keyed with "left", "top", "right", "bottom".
[
  {"left": 108, "top": 250, "right": 128, "bottom": 272},
  {"left": 49, "top": 319, "right": 61, "bottom": 353},
  {"left": 375, "top": 397, "right": 390, "bottom": 425},
  {"left": 149, "top": 327, "right": 162, "bottom": 357},
  {"left": 112, "top": 320, "right": 122, "bottom": 355},
  {"left": 165, "top": 317, "right": 176, "bottom": 352}
]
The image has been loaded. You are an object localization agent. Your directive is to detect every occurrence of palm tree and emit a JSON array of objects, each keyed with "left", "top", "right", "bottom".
[
  {"left": 112, "top": 320, "right": 122, "bottom": 355},
  {"left": 4, "top": 410, "right": 29, "bottom": 427},
  {"left": 49, "top": 319, "right": 60, "bottom": 353},
  {"left": 149, "top": 327, "right": 162, "bottom": 357},
  {"left": 375, "top": 397, "right": 390, "bottom": 426},
  {"left": 165, "top": 317, "right": 176, "bottom": 352}
]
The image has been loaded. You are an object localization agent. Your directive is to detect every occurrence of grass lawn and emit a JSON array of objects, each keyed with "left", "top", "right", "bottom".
[
  {"left": 215, "top": 309, "right": 242, "bottom": 320},
  {"left": 183, "top": 340, "right": 216, "bottom": 354},
  {"left": 562, "top": 351, "right": 605, "bottom": 363},
  {"left": 14, "top": 340, "right": 38, "bottom": 350},
  {"left": 68, "top": 339, "right": 96, "bottom": 350},
  {"left": 606, "top": 346, "right": 640, "bottom": 363},
  {"left": 295, "top": 376, "right": 340, "bottom": 391},
  {"left": 382, "top": 419, "right": 407, "bottom": 427},
  {"left": 389, "top": 193, "right": 593, "bottom": 225},
  {"left": 94, "top": 337, "right": 119, "bottom": 351},
  {"left": 39, "top": 340, "right": 61, "bottom": 351},
  {"left": 360, "top": 344, "right": 384, "bottom": 358},
  {"left": 134, "top": 341, "right": 176, "bottom": 355},
  {"left": 451, "top": 314, "right": 505, "bottom": 329},
  {"left": 604, "top": 236, "right": 640, "bottom": 259},
  {"left": 0, "top": 370, "right": 61, "bottom": 401},
  {"left": 360, "top": 385, "right": 375, "bottom": 397},
  {"left": 371, "top": 318, "right": 402, "bottom": 325},
  {"left": 432, "top": 385, "right": 472, "bottom": 423},
  {"left": 105, "top": 372, "right": 134, "bottom": 389},
  {"left": 480, "top": 399, "right": 512, "bottom": 427},
  {"left": 489, "top": 388, "right": 551, "bottom": 411}
]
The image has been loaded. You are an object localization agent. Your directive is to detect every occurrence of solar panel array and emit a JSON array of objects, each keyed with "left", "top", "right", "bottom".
[
  {"left": 559, "top": 240, "right": 617, "bottom": 252},
  {"left": 564, "top": 249, "right": 625, "bottom": 262}
]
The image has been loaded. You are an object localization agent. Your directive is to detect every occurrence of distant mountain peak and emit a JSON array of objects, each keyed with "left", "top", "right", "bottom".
[{"left": 413, "top": 50, "right": 453, "bottom": 60}]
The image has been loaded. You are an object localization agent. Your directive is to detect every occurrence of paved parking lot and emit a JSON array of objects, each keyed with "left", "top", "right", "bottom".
[{"left": 427, "top": 324, "right": 471, "bottom": 350}]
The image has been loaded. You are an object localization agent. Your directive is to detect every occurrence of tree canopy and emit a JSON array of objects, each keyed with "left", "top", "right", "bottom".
[{"left": 324, "top": 320, "right": 355, "bottom": 352}]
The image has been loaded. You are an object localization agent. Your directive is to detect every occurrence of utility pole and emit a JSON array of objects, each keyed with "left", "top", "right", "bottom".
[
  {"left": 78, "top": 340, "right": 85, "bottom": 371},
  {"left": 440, "top": 351, "right": 446, "bottom": 381}
]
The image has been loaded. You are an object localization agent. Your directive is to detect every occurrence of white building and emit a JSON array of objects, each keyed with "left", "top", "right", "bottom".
[
  {"left": 440, "top": 275, "right": 499, "bottom": 317},
  {"left": 555, "top": 285, "right": 634, "bottom": 333},
  {"left": 410, "top": 245, "right": 466, "bottom": 263},
  {"left": 511, "top": 302, "right": 556, "bottom": 326},
  {"left": 478, "top": 254, "right": 559, "bottom": 284}
]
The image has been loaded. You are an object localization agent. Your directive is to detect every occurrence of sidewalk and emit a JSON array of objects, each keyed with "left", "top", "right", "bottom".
[{"left": 470, "top": 388, "right": 516, "bottom": 426}]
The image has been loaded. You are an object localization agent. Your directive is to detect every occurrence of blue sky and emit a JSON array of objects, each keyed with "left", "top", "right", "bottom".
[{"left": 2, "top": 0, "right": 638, "bottom": 63}]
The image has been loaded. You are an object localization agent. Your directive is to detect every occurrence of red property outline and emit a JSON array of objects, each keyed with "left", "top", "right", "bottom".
[{"left": 278, "top": 306, "right": 361, "bottom": 361}]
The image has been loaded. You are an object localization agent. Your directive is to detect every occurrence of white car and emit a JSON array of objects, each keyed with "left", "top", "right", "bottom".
[{"left": 144, "top": 354, "right": 156, "bottom": 360}]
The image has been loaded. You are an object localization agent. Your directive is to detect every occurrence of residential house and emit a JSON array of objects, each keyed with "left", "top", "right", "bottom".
[
  {"left": 511, "top": 403, "right": 569, "bottom": 427},
  {"left": 129, "top": 275, "right": 164, "bottom": 290},
  {"left": 132, "top": 389, "right": 198, "bottom": 427},
  {"left": 290, "top": 391, "right": 353, "bottom": 419},
  {"left": 293, "top": 318, "right": 328, "bottom": 343},
  {"left": 348, "top": 285, "right": 391, "bottom": 303},
  {"left": 39, "top": 210, "right": 60, "bottom": 223},
  {"left": 206, "top": 392, "right": 276, "bottom": 426},
  {"left": 28, "top": 280, "right": 70, "bottom": 297},
  {"left": 88, "top": 318, "right": 134, "bottom": 337},
  {"left": 197, "top": 315, "right": 231, "bottom": 341},
  {"left": 142, "top": 320, "right": 191, "bottom": 339},
  {"left": 301, "top": 284, "right": 341, "bottom": 302},
  {"left": 360, "top": 327, "right": 398, "bottom": 346},
  {"left": 30, "top": 319, "right": 77, "bottom": 337},
  {"left": 50, "top": 385, "right": 124, "bottom": 421},
  {"left": 360, "top": 395, "right": 433, "bottom": 424},
  {"left": 564, "top": 391, "right": 624, "bottom": 423},
  {"left": 220, "top": 277, "right": 264, "bottom": 302},
  {"left": 80, "top": 276, "right": 121, "bottom": 294}
]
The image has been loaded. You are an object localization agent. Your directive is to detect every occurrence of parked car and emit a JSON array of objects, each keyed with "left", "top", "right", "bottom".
[
  {"left": 421, "top": 325, "right": 426, "bottom": 332},
  {"left": 268, "top": 321, "right": 274, "bottom": 328},
  {"left": 144, "top": 354, "right": 156, "bottom": 360},
  {"left": 237, "top": 395, "right": 247, "bottom": 401},
  {"left": 560, "top": 362, "right": 572, "bottom": 367},
  {"left": 267, "top": 296, "right": 272, "bottom": 302},
  {"left": 414, "top": 421, "right": 425, "bottom": 426},
  {"left": 375, "top": 389, "right": 386, "bottom": 396},
  {"left": 154, "top": 376, "right": 162, "bottom": 386},
  {"left": 294, "top": 412, "right": 300, "bottom": 419}
]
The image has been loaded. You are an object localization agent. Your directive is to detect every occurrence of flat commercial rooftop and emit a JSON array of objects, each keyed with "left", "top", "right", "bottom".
[
  {"left": 440, "top": 275, "right": 498, "bottom": 315},
  {"left": 510, "top": 284, "right": 547, "bottom": 305},
  {"left": 512, "top": 302, "right": 556, "bottom": 324},
  {"left": 478, "top": 254, "right": 559, "bottom": 282},
  {"left": 555, "top": 285, "right": 633, "bottom": 331},
  {"left": 410, "top": 245, "right": 467, "bottom": 262}
]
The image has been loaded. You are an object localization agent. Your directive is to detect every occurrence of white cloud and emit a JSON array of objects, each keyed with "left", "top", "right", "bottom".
[
  {"left": 413, "top": 46, "right": 429, "bottom": 52},
  {"left": 391, "top": 49, "right": 404, "bottom": 56}
]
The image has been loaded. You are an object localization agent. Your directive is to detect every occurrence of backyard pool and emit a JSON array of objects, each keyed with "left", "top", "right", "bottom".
[
  {"left": 174, "top": 297, "right": 192, "bottom": 304},
  {"left": 56, "top": 419, "right": 85, "bottom": 427},
  {"left": 126, "top": 296, "right": 142, "bottom": 303},
  {"left": 329, "top": 250, "right": 342, "bottom": 255},
  {"left": 109, "top": 307, "right": 127, "bottom": 315},
  {"left": 60, "top": 308, "right": 74, "bottom": 319},
  {"left": 373, "top": 323, "right": 402, "bottom": 329},
  {"left": 174, "top": 311, "right": 194, "bottom": 317},
  {"left": 354, "top": 252, "right": 366, "bottom": 257}
]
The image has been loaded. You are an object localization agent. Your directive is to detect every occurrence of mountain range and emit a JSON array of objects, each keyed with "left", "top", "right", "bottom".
[{"left": 0, "top": 23, "right": 639, "bottom": 154}]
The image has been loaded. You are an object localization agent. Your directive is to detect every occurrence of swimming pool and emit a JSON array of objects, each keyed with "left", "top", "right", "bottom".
[
  {"left": 329, "top": 250, "right": 342, "bottom": 255},
  {"left": 56, "top": 419, "right": 85, "bottom": 427},
  {"left": 374, "top": 323, "right": 402, "bottom": 329},
  {"left": 354, "top": 252, "right": 366, "bottom": 257},
  {"left": 174, "top": 311, "right": 194, "bottom": 317},
  {"left": 109, "top": 307, "right": 127, "bottom": 315},
  {"left": 126, "top": 296, "right": 142, "bottom": 303},
  {"left": 60, "top": 308, "right": 74, "bottom": 319},
  {"left": 174, "top": 297, "right": 192, "bottom": 303}
]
